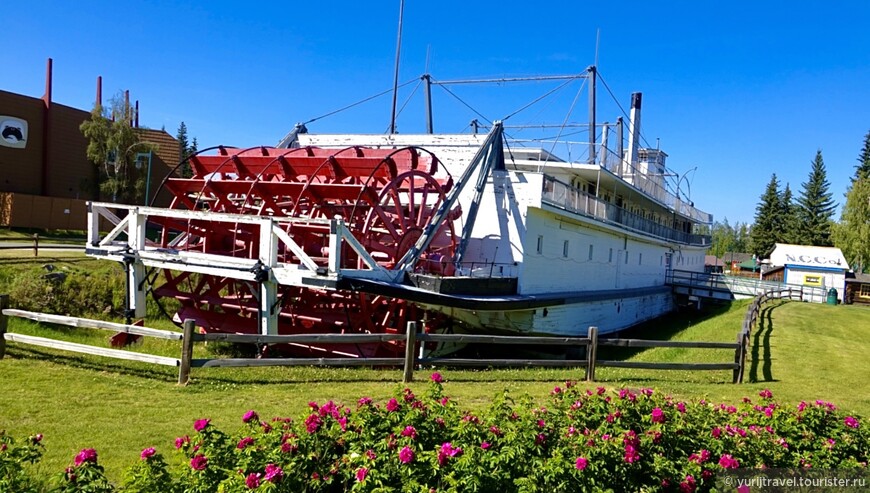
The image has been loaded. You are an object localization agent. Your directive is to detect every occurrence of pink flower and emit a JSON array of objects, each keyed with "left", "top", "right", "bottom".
[
  {"left": 481, "top": 441, "right": 491, "bottom": 450},
  {"left": 194, "top": 419, "right": 210, "bottom": 432},
  {"left": 575, "top": 457, "right": 588, "bottom": 470},
  {"left": 281, "top": 442, "right": 297, "bottom": 454},
  {"left": 245, "top": 472, "right": 261, "bottom": 489},
  {"left": 688, "top": 449, "right": 710, "bottom": 464},
  {"left": 242, "top": 410, "right": 259, "bottom": 423},
  {"left": 651, "top": 408, "right": 666, "bottom": 423},
  {"left": 676, "top": 402, "right": 686, "bottom": 413},
  {"left": 140, "top": 447, "right": 156, "bottom": 460},
  {"left": 237, "top": 437, "right": 255, "bottom": 449},
  {"left": 304, "top": 413, "right": 322, "bottom": 433},
  {"left": 430, "top": 372, "right": 443, "bottom": 383},
  {"left": 596, "top": 386, "right": 606, "bottom": 395},
  {"left": 437, "top": 442, "right": 463, "bottom": 465},
  {"left": 365, "top": 449, "right": 377, "bottom": 460},
  {"left": 401, "top": 426, "right": 417, "bottom": 439},
  {"left": 679, "top": 475, "right": 696, "bottom": 493},
  {"left": 718, "top": 454, "right": 740, "bottom": 469},
  {"left": 264, "top": 463, "right": 283, "bottom": 482},
  {"left": 175, "top": 435, "right": 190, "bottom": 449},
  {"left": 845, "top": 416, "right": 860, "bottom": 428},
  {"left": 551, "top": 386, "right": 562, "bottom": 395},
  {"left": 190, "top": 454, "right": 208, "bottom": 471},
  {"left": 440, "top": 396, "right": 450, "bottom": 406},
  {"left": 399, "top": 446, "right": 415, "bottom": 464},
  {"left": 711, "top": 427, "right": 722, "bottom": 438},
  {"left": 759, "top": 389, "right": 773, "bottom": 399},
  {"left": 358, "top": 397, "right": 372, "bottom": 406},
  {"left": 624, "top": 444, "right": 640, "bottom": 463},
  {"left": 74, "top": 448, "right": 98, "bottom": 466},
  {"left": 32, "top": 434, "right": 43, "bottom": 444},
  {"left": 737, "top": 485, "right": 751, "bottom": 493},
  {"left": 355, "top": 467, "right": 368, "bottom": 482},
  {"left": 386, "top": 398, "right": 400, "bottom": 412}
]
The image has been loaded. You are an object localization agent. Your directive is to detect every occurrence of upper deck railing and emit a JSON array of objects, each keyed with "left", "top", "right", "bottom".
[{"left": 541, "top": 175, "right": 711, "bottom": 247}]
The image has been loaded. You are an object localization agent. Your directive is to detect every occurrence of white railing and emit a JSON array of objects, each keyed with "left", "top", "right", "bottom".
[{"left": 86, "top": 202, "right": 395, "bottom": 335}]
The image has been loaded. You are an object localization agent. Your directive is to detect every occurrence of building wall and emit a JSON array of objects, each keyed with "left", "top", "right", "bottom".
[
  {"left": 0, "top": 89, "right": 181, "bottom": 229},
  {"left": 784, "top": 267, "right": 846, "bottom": 301},
  {"left": 0, "top": 90, "right": 45, "bottom": 195}
]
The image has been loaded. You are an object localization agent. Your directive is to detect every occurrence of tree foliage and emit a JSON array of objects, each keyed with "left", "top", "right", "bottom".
[
  {"left": 750, "top": 173, "right": 783, "bottom": 259},
  {"left": 176, "top": 122, "right": 196, "bottom": 178},
  {"left": 709, "top": 218, "right": 750, "bottom": 260},
  {"left": 779, "top": 183, "right": 800, "bottom": 244},
  {"left": 795, "top": 150, "right": 836, "bottom": 246},
  {"left": 79, "top": 93, "right": 153, "bottom": 204},
  {"left": 833, "top": 178, "right": 870, "bottom": 273},
  {"left": 855, "top": 130, "right": 870, "bottom": 182}
]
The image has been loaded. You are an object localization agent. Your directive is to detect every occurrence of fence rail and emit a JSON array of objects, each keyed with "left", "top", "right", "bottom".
[{"left": 0, "top": 294, "right": 758, "bottom": 385}]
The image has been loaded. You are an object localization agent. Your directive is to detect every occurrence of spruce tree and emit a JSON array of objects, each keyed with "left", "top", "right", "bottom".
[
  {"left": 795, "top": 150, "right": 836, "bottom": 246},
  {"left": 855, "top": 130, "right": 870, "bottom": 182},
  {"left": 779, "top": 183, "right": 799, "bottom": 244},
  {"left": 749, "top": 173, "right": 783, "bottom": 259},
  {"left": 176, "top": 122, "right": 193, "bottom": 178}
]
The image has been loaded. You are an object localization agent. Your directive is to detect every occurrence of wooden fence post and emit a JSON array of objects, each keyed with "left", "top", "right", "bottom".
[
  {"left": 586, "top": 326, "right": 598, "bottom": 382},
  {"left": 0, "top": 294, "right": 8, "bottom": 359},
  {"left": 32, "top": 234, "right": 39, "bottom": 258},
  {"left": 178, "top": 319, "right": 195, "bottom": 385},
  {"left": 403, "top": 321, "right": 417, "bottom": 383},
  {"left": 733, "top": 331, "right": 743, "bottom": 384}
]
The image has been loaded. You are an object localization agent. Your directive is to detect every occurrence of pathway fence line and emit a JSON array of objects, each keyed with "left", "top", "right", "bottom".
[{"left": 1, "top": 294, "right": 756, "bottom": 385}]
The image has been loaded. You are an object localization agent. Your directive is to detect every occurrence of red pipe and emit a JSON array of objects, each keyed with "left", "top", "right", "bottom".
[{"left": 41, "top": 58, "right": 53, "bottom": 196}]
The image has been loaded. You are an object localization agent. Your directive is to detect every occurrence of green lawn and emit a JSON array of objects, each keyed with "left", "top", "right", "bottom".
[{"left": 1, "top": 251, "right": 869, "bottom": 482}]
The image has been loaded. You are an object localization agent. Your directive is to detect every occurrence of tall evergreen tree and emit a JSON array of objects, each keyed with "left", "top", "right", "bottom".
[
  {"left": 854, "top": 130, "right": 870, "bottom": 182},
  {"left": 176, "top": 122, "right": 192, "bottom": 178},
  {"left": 750, "top": 173, "right": 783, "bottom": 259},
  {"left": 833, "top": 177, "right": 870, "bottom": 273},
  {"left": 795, "top": 150, "right": 836, "bottom": 246},
  {"left": 779, "top": 183, "right": 799, "bottom": 244}
]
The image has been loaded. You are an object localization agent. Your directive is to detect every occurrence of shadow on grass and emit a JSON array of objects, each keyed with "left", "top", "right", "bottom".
[
  {"left": 598, "top": 301, "right": 734, "bottom": 361},
  {"left": 748, "top": 300, "right": 785, "bottom": 383}
]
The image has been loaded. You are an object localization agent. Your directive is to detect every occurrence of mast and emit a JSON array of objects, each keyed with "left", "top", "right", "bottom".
[
  {"left": 423, "top": 73, "right": 433, "bottom": 133},
  {"left": 587, "top": 65, "right": 596, "bottom": 163},
  {"left": 389, "top": 0, "right": 405, "bottom": 134}
]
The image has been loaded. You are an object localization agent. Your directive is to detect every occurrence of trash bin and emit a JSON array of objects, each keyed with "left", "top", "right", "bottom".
[{"left": 826, "top": 288, "right": 838, "bottom": 305}]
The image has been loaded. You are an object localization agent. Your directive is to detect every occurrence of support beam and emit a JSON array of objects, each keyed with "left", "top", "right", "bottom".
[
  {"left": 258, "top": 219, "right": 279, "bottom": 335},
  {"left": 126, "top": 210, "right": 147, "bottom": 318}
]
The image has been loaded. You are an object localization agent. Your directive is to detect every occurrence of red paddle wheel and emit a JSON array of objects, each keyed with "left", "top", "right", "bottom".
[{"left": 150, "top": 145, "right": 458, "bottom": 357}]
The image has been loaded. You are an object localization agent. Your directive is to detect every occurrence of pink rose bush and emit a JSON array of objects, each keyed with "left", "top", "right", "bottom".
[{"left": 2, "top": 377, "right": 868, "bottom": 491}]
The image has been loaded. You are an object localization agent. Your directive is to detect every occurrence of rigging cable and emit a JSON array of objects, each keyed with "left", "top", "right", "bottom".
[
  {"left": 383, "top": 77, "right": 423, "bottom": 134},
  {"left": 430, "top": 78, "right": 492, "bottom": 128},
  {"left": 301, "top": 78, "right": 418, "bottom": 126}
]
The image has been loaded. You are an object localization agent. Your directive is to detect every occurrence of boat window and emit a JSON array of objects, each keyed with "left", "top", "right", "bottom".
[
  {"left": 563, "top": 240, "right": 569, "bottom": 258},
  {"left": 609, "top": 248, "right": 613, "bottom": 263},
  {"left": 588, "top": 244, "right": 594, "bottom": 261},
  {"left": 639, "top": 253, "right": 643, "bottom": 265},
  {"left": 625, "top": 251, "right": 629, "bottom": 264},
  {"left": 537, "top": 235, "right": 543, "bottom": 255}
]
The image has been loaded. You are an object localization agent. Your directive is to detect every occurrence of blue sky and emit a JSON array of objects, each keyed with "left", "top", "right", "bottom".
[{"left": 4, "top": 1, "right": 869, "bottom": 225}]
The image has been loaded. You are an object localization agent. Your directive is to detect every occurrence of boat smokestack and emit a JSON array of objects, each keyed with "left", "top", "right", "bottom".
[{"left": 626, "top": 92, "right": 642, "bottom": 167}]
